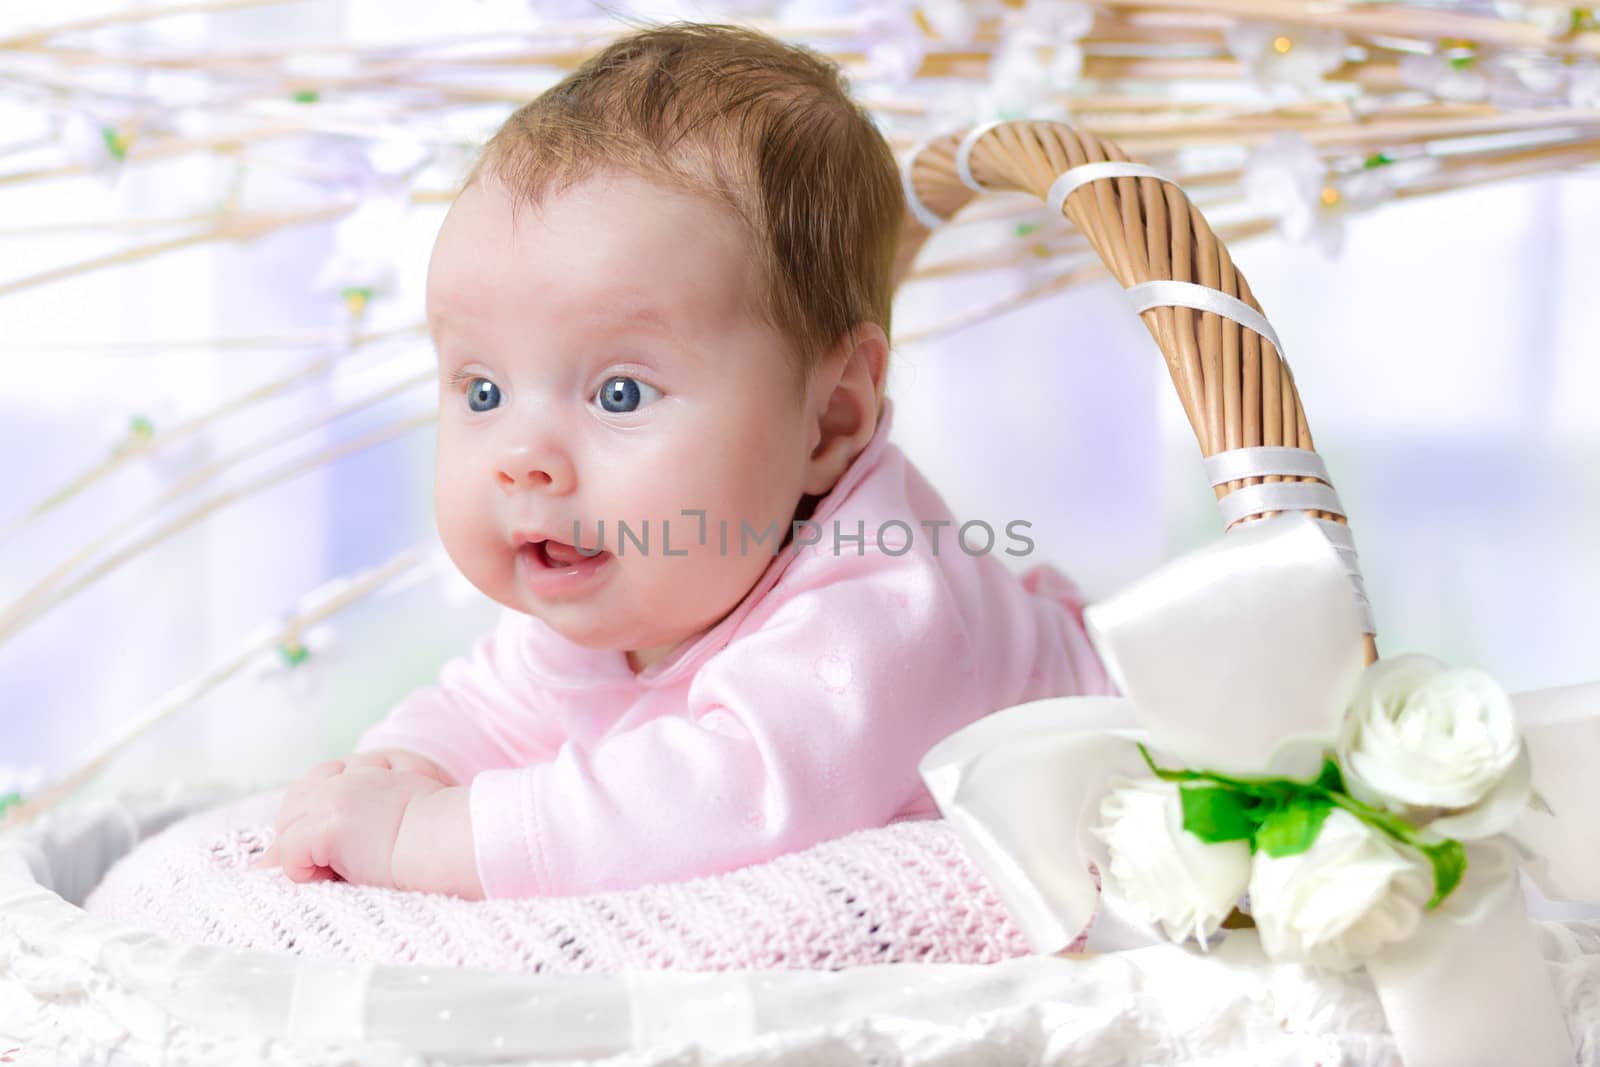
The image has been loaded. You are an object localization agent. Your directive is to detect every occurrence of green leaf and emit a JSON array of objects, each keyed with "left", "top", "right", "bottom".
[
  {"left": 1179, "top": 785, "right": 1262, "bottom": 842},
  {"left": 1314, "top": 759, "right": 1345, "bottom": 794},
  {"left": 0, "top": 791, "right": 21, "bottom": 816},
  {"left": 1420, "top": 840, "right": 1467, "bottom": 909},
  {"left": 1256, "top": 802, "right": 1333, "bottom": 857},
  {"left": 1139, "top": 744, "right": 1472, "bottom": 910}
]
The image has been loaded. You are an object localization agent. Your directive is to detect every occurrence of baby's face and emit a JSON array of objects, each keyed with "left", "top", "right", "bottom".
[{"left": 426, "top": 168, "right": 822, "bottom": 671}]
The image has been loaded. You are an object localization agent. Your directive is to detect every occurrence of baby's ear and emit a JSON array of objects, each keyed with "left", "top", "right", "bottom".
[{"left": 802, "top": 323, "right": 888, "bottom": 497}]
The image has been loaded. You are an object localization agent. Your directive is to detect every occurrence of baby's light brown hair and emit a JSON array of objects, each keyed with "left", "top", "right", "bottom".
[{"left": 466, "top": 21, "right": 905, "bottom": 394}]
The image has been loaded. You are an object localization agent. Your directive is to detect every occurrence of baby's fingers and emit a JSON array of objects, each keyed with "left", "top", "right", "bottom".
[
  {"left": 269, "top": 814, "right": 342, "bottom": 884},
  {"left": 251, "top": 837, "right": 338, "bottom": 883}
]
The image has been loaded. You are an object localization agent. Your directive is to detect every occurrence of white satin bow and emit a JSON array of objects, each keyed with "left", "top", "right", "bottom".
[{"left": 919, "top": 512, "right": 1600, "bottom": 1067}]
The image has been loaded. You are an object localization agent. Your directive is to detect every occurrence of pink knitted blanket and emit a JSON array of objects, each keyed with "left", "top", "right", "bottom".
[{"left": 84, "top": 790, "right": 1075, "bottom": 973}]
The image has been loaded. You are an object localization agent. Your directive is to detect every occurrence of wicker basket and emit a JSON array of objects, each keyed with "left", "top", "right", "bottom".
[
  {"left": 0, "top": 118, "right": 1405, "bottom": 1064},
  {"left": 901, "top": 117, "right": 1380, "bottom": 663}
]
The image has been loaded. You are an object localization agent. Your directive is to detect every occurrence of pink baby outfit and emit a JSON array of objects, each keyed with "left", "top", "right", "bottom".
[{"left": 354, "top": 396, "right": 1114, "bottom": 899}]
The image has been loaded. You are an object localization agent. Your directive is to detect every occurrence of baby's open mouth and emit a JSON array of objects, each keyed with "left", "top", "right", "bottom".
[{"left": 526, "top": 538, "right": 611, "bottom": 569}]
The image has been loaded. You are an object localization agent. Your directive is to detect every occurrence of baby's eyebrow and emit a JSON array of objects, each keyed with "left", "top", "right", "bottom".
[
  {"left": 585, "top": 304, "right": 699, "bottom": 359},
  {"left": 425, "top": 307, "right": 463, "bottom": 343},
  {"left": 601, "top": 305, "right": 677, "bottom": 337}
]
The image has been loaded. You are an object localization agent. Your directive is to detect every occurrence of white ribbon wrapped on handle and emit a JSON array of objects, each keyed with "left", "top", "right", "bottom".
[{"left": 920, "top": 512, "right": 1600, "bottom": 1067}]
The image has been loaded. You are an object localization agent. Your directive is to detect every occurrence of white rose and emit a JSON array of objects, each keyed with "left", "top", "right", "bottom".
[
  {"left": 1338, "top": 654, "right": 1530, "bottom": 837},
  {"left": 1095, "top": 778, "right": 1252, "bottom": 946},
  {"left": 1249, "top": 807, "right": 1432, "bottom": 971}
]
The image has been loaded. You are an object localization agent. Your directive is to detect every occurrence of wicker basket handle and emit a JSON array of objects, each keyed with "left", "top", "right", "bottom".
[{"left": 897, "top": 119, "right": 1378, "bottom": 664}]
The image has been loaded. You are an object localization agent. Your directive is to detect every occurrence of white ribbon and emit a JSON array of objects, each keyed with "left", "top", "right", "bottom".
[
  {"left": 955, "top": 120, "right": 1007, "bottom": 191},
  {"left": 919, "top": 511, "right": 1600, "bottom": 1067},
  {"left": 1047, "top": 162, "right": 1174, "bottom": 218},
  {"left": 901, "top": 135, "right": 949, "bottom": 230},
  {"left": 1124, "top": 279, "right": 1287, "bottom": 357}
]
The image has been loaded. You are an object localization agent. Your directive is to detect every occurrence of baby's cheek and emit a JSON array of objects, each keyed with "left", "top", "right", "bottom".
[
  {"left": 606, "top": 547, "right": 714, "bottom": 643},
  {"left": 682, "top": 541, "right": 775, "bottom": 625},
  {"left": 434, "top": 485, "right": 505, "bottom": 595}
]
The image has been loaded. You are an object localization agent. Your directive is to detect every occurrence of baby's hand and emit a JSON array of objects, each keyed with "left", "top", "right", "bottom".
[
  {"left": 255, "top": 765, "right": 446, "bottom": 890},
  {"left": 343, "top": 747, "right": 457, "bottom": 787},
  {"left": 254, "top": 757, "right": 357, "bottom": 881}
]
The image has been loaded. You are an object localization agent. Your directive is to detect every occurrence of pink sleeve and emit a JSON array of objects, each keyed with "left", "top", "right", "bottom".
[
  {"left": 353, "top": 608, "right": 560, "bottom": 787},
  {"left": 468, "top": 554, "right": 984, "bottom": 899}
]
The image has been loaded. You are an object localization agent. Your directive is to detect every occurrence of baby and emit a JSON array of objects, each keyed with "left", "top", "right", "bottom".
[{"left": 257, "top": 22, "right": 1113, "bottom": 900}]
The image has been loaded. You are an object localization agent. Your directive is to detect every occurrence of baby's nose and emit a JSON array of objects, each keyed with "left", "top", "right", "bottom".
[
  {"left": 500, "top": 467, "right": 549, "bottom": 488},
  {"left": 496, "top": 448, "right": 575, "bottom": 494}
]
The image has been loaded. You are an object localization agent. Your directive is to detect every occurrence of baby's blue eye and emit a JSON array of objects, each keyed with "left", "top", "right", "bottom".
[
  {"left": 466, "top": 378, "right": 500, "bottom": 413},
  {"left": 596, "top": 376, "right": 661, "bottom": 414}
]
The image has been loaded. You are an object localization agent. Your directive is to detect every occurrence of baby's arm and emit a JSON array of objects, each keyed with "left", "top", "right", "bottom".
[
  {"left": 350, "top": 606, "right": 558, "bottom": 785},
  {"left": 468, "top": 556, "right": 985, "bottom": 898},
  {"left": 391, "top": 780, "right": 479, "bottom": 897},
  {"left": 261, "top": 749, "right": 455, "bottom": 877},
  {"left": 260, "top": 608, "right": 557, "bottom": 895},
  {"left": 256, "top": 762, "right": 482, "bottom": 898}
]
